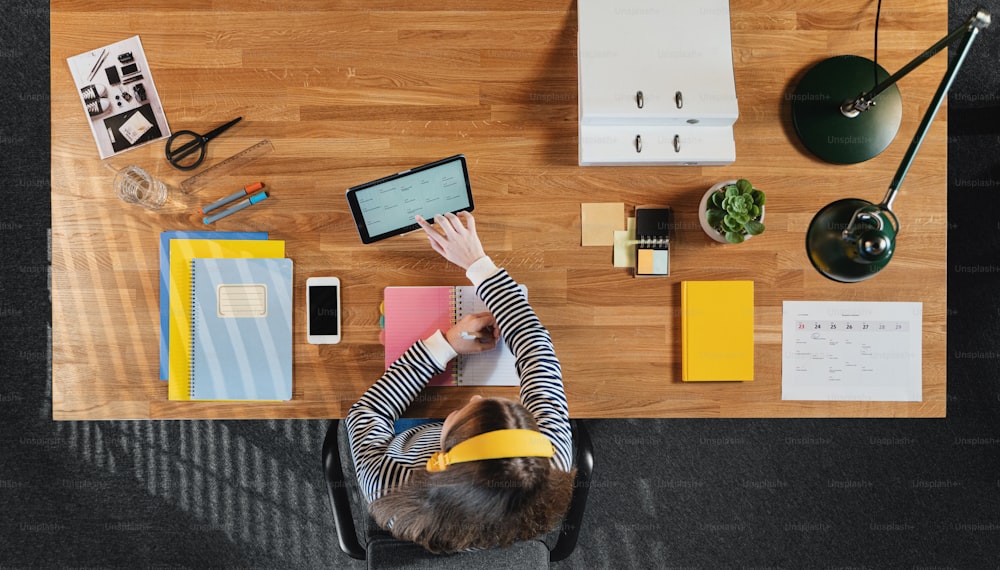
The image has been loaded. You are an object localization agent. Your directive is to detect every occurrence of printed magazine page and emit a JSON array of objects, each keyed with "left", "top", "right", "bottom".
[{"left": 66, "top": 35, "right": 170, "bottom": 159}]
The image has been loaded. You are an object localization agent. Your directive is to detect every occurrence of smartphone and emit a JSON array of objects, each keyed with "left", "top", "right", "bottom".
[{"left": 307, "top": 277, "right": 341, "bottom": 344}]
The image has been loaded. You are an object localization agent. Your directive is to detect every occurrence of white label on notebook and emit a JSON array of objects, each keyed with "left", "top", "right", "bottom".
[{"left": 217, "top": 284, "right": 268, "bottom": 318}]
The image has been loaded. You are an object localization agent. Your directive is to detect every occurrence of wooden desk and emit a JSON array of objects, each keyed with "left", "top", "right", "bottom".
[{"left": 50, "top": 1, "right": 947, "bottom": 419}]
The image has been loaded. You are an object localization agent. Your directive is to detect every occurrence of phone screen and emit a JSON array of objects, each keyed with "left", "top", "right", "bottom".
[{"left": 309, "top": 285, "right": 340, "bottom": 335}]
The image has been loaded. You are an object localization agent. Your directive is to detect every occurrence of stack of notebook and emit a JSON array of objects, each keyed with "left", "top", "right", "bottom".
[{"left": 159, "top": 231, "right": 293, "bottom": 401}]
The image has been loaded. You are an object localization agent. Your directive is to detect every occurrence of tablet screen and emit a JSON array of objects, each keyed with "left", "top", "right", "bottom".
[{"left": 346, "top": 155, "right": 474, "bottom": 243}]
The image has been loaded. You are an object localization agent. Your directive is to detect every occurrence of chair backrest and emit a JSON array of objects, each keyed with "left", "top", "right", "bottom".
[
  {"left": 552, "top": 419, "right": 593, "bottom": 562},
  {"left": 322, "top": 419, "right": 593, "bottom": 567},
  {"left": 368, "top": 537, "right": 550, "bottom": 568},
  {"left": 321, "top": 417, "right": 367, "bottom": 559}
]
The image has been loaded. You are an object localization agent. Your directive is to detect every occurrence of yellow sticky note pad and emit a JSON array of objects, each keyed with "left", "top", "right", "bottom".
[
  {"left": 581, "top": 203, "right": 625, "bottom": 246},
  {"left": 613, "top": 217, "right": 636, "bottom": 268},
  {"left": 637, "top": 249, "right": 654, "bottom": 274},
  {"left": 635, "top": 249, "right": 668, "bottom": 275}
]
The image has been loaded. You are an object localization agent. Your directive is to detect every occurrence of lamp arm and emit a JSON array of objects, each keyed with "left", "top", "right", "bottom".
[
  {"left": 865, "top": 11, "right": 985, "bottom": 102},
  {"left": 880, "top": 10, "right": 989, "bottom": 211},
  {"left": 844, "top": 9, "right": 990, "bottom": 116}
]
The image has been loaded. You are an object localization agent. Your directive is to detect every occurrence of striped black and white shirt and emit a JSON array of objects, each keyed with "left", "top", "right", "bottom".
[{"left": 347, "top": 257, "right": 572, "bottom": 504}]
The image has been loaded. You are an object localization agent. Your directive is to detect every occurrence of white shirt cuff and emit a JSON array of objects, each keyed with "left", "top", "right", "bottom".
[
  {"left": 465, "top": 256, "right": 500, "bottom": 287},
  {"left": 423, "top": 330, "right": 458, "bottom": 369}
]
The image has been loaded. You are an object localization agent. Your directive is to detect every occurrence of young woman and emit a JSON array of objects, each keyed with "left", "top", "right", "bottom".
[{"left": 347, "top": 211, "right": 575, "bottom": 553}]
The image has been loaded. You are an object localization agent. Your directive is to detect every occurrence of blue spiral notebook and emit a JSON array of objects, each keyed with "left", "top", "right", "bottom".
[
  {"left": 189, "top": 257, "right": 293, "bottom": 401},
  {"left": 159, "top": 230, "right": 267, "bottom": 380}
]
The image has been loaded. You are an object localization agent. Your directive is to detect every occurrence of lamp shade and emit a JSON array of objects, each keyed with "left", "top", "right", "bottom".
[{"left": 805, "top": 198, "right": 899, "bottom": 283}]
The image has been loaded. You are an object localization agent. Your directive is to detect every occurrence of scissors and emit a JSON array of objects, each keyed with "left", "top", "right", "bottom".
[{"left": 164, "top": 116, "right": 242, "bottom": 171}]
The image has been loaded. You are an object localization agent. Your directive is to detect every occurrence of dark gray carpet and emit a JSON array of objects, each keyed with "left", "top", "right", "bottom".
[{"left": 3, "top": 1, "right": 999, "bottom": 568}]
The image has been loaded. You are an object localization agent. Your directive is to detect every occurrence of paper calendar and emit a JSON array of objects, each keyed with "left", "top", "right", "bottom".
[{"left": 782, "top": 301, "right": 922, "bottom": 401}]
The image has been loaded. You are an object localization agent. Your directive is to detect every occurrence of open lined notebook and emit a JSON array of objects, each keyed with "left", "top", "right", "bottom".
[{"left": 383, "top": 285, "right": 526, "bottom": 386}]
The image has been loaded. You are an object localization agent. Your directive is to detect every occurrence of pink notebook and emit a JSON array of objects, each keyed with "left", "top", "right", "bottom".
[{"left": 383, "top": 286, "right": 525, "bottom": 386}]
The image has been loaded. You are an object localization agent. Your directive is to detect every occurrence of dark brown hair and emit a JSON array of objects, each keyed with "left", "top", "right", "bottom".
[{"left": 369, "top": 398, "right": 575, "bottom": 553}]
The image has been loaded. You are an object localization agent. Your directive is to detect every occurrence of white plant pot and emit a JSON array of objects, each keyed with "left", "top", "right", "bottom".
[{"left": 699, "top": 179, "right": 764, "bottom": 244}]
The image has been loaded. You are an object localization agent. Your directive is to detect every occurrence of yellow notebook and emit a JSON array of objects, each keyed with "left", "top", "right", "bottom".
[
  {"left": 167, "top": 239, "right": 286, "bottom": 400},
  {"left": 681, "top": 280, "right": 754, "bottom": 381}
]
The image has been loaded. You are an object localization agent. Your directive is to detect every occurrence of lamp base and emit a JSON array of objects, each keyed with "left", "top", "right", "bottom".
[
  {"left": 806, "top": 198, "right": 897, "bottom": 283},
  {"left": 791, "top": 55, "right": 902, "bottom": 164}
]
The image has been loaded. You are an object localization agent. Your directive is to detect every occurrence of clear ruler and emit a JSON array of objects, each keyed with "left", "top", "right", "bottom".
[{"left": 180, "top": 139, "right": 274, "bottom": 193}]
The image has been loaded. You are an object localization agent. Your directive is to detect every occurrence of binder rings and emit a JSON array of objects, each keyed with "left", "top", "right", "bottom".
[
  {"left": 188, "top": 257, "right": 293, "bottom": 401},
  {"left": 382, "top": 285, "right": 526, "bottom": 386},
  {"left": 167, "top": 239, "right": 285, "bottom": 400},
  {"left": 681, "top": 280, "right": 754, "bottom": 381}
]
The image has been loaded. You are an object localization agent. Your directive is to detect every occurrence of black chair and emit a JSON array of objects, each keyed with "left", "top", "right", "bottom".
[{"left": 322, "top": 418, "right": 593, "bottom": 568}]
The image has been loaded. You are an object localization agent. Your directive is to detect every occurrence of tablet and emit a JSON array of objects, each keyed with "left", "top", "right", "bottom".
[{"left": 346, "top": 155, "right": 474, "bottom": 244}]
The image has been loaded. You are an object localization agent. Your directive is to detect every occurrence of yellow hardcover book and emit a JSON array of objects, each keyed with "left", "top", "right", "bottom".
[
  {"left": 167, "top": 239, "right": 285, "bottom": 400},
  {"left": 681, "top": 280, "right": 754, "bottom": 381}
]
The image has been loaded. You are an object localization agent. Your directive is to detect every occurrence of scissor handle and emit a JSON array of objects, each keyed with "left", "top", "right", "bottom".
[{"left": 165, "top": 130, "right": 207, "bottom": 171}]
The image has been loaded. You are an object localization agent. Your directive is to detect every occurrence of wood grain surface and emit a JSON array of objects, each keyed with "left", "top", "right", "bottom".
[{"left": 51, "top": 1, "right": 948, "bottom": 419}]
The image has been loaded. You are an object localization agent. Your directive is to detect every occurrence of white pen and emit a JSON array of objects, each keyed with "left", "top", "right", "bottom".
[{"left": 203, "top": 191, "right": 269, "bottom": 224}]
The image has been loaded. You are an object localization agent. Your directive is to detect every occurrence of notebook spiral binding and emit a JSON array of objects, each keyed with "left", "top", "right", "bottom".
[
  {"left": 450, "top": 288, "right": 463, "bottom": 385},
  {"left": 189, "top": 259, "right": 197, "bottom": 399},
  {"left": 637, "top": 236, "right": 669, "bottom": 248}
]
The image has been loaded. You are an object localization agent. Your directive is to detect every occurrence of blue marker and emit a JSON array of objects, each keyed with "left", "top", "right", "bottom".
[{"left": 203, "top": 191, "right": 269, "bottom": 224}]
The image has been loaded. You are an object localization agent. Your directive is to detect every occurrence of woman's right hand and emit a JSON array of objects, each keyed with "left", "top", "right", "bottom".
[{"left": 415, "top": 211, "right": 487, "bottom": 270}]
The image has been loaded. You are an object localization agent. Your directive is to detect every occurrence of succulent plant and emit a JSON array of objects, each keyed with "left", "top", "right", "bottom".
[{"left": 704, "top": 179, "right": 766, "bottom": 244}]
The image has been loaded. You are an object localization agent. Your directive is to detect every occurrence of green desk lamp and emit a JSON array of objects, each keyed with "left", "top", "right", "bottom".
[{"left": 799, "top": 7, "right": 990, "bottom": 283}]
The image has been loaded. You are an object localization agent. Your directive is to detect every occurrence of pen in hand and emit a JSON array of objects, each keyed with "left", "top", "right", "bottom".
[
  {"left": 460, "top": 327, "right": 496, "bottom": 342},
  {"left": 448, "top": 312, "right": 498, "bottom": 353}
]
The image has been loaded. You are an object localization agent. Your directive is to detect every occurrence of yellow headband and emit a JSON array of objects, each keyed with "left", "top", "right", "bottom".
[{"left": 426, "top": 429, "right": 555, "bottom": 472}]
